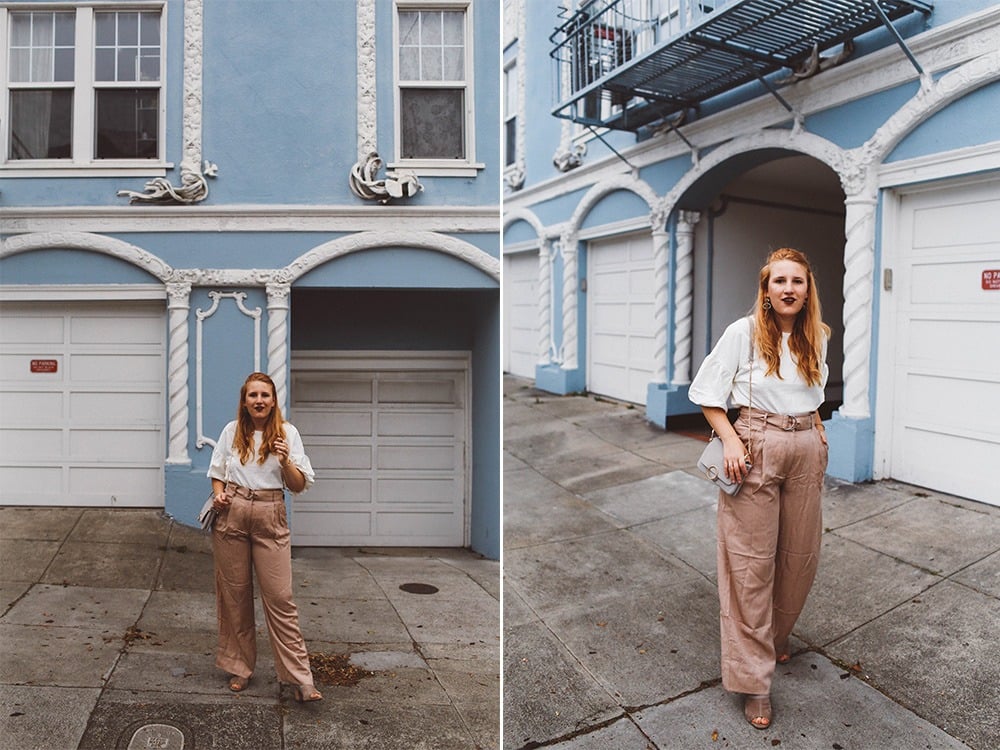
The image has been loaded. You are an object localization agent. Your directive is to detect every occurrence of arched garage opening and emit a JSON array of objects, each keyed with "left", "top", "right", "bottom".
[{"left": 679, "top": 152, "right": 846, "bottom": 420}]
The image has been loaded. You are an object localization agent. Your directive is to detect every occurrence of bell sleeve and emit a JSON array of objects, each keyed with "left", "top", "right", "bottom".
[
  {"left": 284, "top": 423, "right": 316, "bottom": 492},
  {"left": 688, "top": 318, "right": 748, "bottom": 409}
]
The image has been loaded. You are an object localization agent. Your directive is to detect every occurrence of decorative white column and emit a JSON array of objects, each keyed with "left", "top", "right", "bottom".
[
  {"left": 840, "top": 189, "right": 879, "bottom": 419},
  {"left": 166, "top": 281, "right": 192, "bottom": 464},
  {"left": 672, "top": 210, "right": 699, "bottom": 385},
  {"left": 560, "top": 235, "right": 579, "bottom": 370},
  {"left": 537, "top": 240, "right": 552, "bottom": 365},
  {"left": 267, "top": 282, "right": 291, "bottom": 415},
  {"left": 651, "top": 209, "right": 670, "bottom": 384}
]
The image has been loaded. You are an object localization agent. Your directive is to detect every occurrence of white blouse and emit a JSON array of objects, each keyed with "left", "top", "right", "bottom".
[
  {"left": 688, "top": 316, "right": 828, "bottom": 415},
  {"left": 207, "top": 421, "right": 316, "bottom": 492}
]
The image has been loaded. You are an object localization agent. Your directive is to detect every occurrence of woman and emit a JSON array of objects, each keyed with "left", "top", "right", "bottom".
[
  {"left": 207, "top": 372, "right": 323, "bottom": 702},
  {"left": 689, "top": 248, "right": 830, "bottom": 730}
]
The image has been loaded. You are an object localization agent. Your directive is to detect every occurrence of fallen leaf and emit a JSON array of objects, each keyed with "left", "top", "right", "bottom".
[{"left": 711, "top": 730, "right": 719, "bottom": 741}]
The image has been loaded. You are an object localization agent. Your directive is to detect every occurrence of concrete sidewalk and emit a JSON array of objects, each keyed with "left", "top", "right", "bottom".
[
  {"left": 0, "top": 508, "right": 499, "bottom": 749},
  {"left": 502, "top": 376, "right": 1000, "bottom": 750}
]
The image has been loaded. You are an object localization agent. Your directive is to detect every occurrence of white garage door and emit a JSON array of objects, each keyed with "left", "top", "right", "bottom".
[
  {"left": 588, "top": 231, "right": 655, "bottom": 405},
  {"left": 504, "top": 250, "right": 539, "bottom": 378},
  {"left": 883, "top": 175, "right": 1000, "bottom": 506},
  {"left": 0, "top": 301, "right": 166, "bottom": 506},
  {"left": 290, "top": 354, "right": 468, "bottom": 546}
]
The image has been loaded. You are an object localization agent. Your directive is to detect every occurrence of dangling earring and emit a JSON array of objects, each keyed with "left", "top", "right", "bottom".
[{"left": 762, "top": 297, "right": 771, "bottom": 312}]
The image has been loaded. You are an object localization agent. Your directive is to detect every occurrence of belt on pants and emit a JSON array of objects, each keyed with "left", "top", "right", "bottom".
[
  {"left": 225, "top": 483, "right": 284, "bottom": 502},
  {"left": 739, "top": 407, "right": 816, "bottom": 431}
]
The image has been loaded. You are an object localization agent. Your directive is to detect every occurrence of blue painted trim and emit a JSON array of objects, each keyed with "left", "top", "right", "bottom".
[
  {"left": 825, "top": 413, "right": 875, "bottom": 482},
  {"left": 535, "top": 363, "right": 585, "bottom": 395}
]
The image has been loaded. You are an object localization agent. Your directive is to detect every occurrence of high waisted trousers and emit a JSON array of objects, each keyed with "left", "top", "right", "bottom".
[
  {"left": 211, "top": 483, "right": 313, "bottom": 685},
  {"left": 716, "top": 409, "right": 827, "bottom": 695}
]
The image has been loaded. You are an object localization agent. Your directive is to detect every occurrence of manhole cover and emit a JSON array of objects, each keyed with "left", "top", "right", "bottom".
[
  {"left": 127, "top": 723, "right": 184, "bottom": 750},
  {"left": 399, "top": 582, "right": 439, "bottom": 595}
]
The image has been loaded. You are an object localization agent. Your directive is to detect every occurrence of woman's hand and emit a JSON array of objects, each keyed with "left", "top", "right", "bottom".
[
  {"left": 273, "top": 437, "right": 290, "bottom": 467},
  {"left": 722, "top": 435, "right": 751, "bottom": 483},
  {"left": 212, "top": 490, "right": 230, "bottom": 511}
]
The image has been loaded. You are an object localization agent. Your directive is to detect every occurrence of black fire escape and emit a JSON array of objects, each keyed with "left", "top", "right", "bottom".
[{"left": 551, "top": 0, "right": 933, "bottom": 135}]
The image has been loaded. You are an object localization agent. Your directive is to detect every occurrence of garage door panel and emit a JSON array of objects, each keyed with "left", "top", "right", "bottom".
[
  {"left": 379, "top": 379, "right": 456, "bottom": 405},
  {"left": 0, "top": 354, "right": 64, "bottom": 381},
  {"left": 378, "top": 445, "right": 458, "bottom": 471},
  {"left": 592, "top": 332, "right": 626, "bottom": 359},
  {"left": 376, "top": 511, "right": 462, "bottom": 539},
  {"left": 908, "top": 319, "right": 1000, "bottom": 374},
  {"left": 378, "top": 477, "right": 459, "bottom": 503},
  {"left": 296, "top": 378, "right": 373, "bottom": 403},
  {"left": 912, "top": 261, "right": 1000, "bottom": 304},
  {"left": 69, "top": 429, "right": 162, "bottom": 461},
  {"left": 0, "top": 316, "right": 64, "bottom": 344},
  {"left": 0, "top": 429, "right": 63, "bottom": 458},
  {"left": 629, "top": 302, "right": 655, "bottom": 330},
  {"left": 71, "top": 353, "right": 162, "bottom": 382},
  {"left": 295, "top": 410, "right": 372, "bottom": 436},
  {"left": 71, "top": 315, "right": 162, "bottom": 345},
  {"left": 291, "top": 361, "right": 467, "bottom": 546},
  {"left": 70, "top": 391, "right": 163, "bottom": 424},
  {"left": 0, "top": 391, "right": 63, "bottom": 422},
  {"left": 0, "top": 301, "right": 165, "bottom": 508},
  {"left": 378, "top": 412, "right": 457, "bottom": 437},
  {"left": 593, "top": 302, "right": 628, "bottom": 330},
  {"left": 504, "top": 252, "right": 541, "bottom": 378},
  {"left": 886, "top": 176, "right": 1000, "bottom": 506}
]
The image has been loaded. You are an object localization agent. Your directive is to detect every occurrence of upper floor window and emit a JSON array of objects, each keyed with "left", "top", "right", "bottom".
[
  {"left": 393, "top": 1, "right": 482, "bottom": 177},
  {"left": 503, "top": 62, "right": 515, "bottom": 167},
  {"left": 2, "top": 5, "right": 164, "bottom": 171}
]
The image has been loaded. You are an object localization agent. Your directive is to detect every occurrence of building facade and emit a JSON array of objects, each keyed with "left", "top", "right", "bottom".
[
  {"left": 504, "top": 0, "right": 999, "bottom": 507},
  {"left": 1, "top": 0, "right": 502, "bottom": 559}
]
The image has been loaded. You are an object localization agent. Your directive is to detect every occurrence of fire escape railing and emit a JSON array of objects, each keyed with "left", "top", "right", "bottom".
[{"left": 550, "top": 0, "right": 933, "bottom": 133}]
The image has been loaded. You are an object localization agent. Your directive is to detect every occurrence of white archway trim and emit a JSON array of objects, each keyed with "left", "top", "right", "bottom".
[
  {"left": 1, "top": 231, "right": 174, "bottom": 281},
  {"left": 864, "top": 49, "right": 1000, "bottom": 169},
  {"left": 284, "top": 230, "right": 500, "bottom": 282},
  {"left": 567, "top": 173, "right": 659, "bottom": 237},
  {"left": 502, "top": 205, "right": 546, "bottom": 240}
]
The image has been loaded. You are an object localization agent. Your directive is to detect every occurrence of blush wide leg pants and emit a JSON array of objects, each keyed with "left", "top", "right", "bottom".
[
  {"left": 211, "top": 484, "right": 313, "bottom": 686},
  {"left": 716, "top": 410, "right": 827, "bottom": 695}
]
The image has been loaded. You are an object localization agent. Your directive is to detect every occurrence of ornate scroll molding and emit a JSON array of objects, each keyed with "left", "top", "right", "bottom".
[
  {"left": 349, "top": 152, "right": 424, "bottom": 204},
  {"left": 266, "top": 283, "right": 291, "bottom": 415},
  {"left": 559, "top": 234, "right": 579, "bottom": 370},
  {"left": 671, "top": 211, "right": 699, "bottom": 386},
  {"left": 553, "top": 142, "right": 586, "bottom": 173},
  {"left": 165, "top": 282, "right": 192, "bottom": 464},
  {"left": 116, "top": 0, "right": 216, "bottom": 205},
  {"left": 195, "top": 292, "right": 262, "bottom": 449},
  {"left": 537, "top": 241, "right": 553, "bottom": 365}
]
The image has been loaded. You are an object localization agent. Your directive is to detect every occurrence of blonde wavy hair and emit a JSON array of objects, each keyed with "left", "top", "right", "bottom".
[
  {"left": 234, "top": 372, "right": 286, "bottom": 465},
  {"left": 752, "top": 248, "right": 831, "bottom": 387}
]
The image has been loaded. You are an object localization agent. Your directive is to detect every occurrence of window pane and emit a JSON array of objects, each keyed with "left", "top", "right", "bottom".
[
  {"left": 399, "top": 47, "right": 419, "bottom": 80},
  {"left": 399, "top": 12, "right": 419, "bottom": 46},
  {"left": 96, "top": 89, "right": 158, "bottom": 159},
  {"left": 421, "top": 48, "right": 442, "bottom": 80},
  {"left": 400, "top": 88, "right": 464, "bottom": 160},
  {"left": 95, "top": 49, "right": 116, "bottom": 81},
  {"left": 95, "top": 13, "right": 116, "bottom": 45},
  {"left": 10, "top": 13, "right": 32, "bottom": 46},
  {"left": 505, "top": 118, "right": 516, "bottom": 166},
  {"left": 118, "top": 47, "right": 138, "bottom": 81},
  {"left": 32, "top": 49, "right": 54, "bottom": 82},
  {"left": 441, "top": 12, "right": 464, "bottom": 45},
  {"left": 32, "top": 14, "right": 53, "bottom": 46},
  {"left": 54, "top": 12, "right": 75, "bottom": 46},
  {"left": 10, "top": 89, "right": 73, "bottom": 159},
  {"left": 140, "top": 12, "right": 160, "bottom": 45},
  {"left": 422, "top": 11, "right": 442, "bottom": 45},
  {"left": 9, "top": 49, "right": 31, "bottom": 82},
  {"left": 442, "top": 48, "right": 463, "bottom": 80},
  {"left": 139, "top": 53, "right": 160, "bottom": 82},
  {"left": 54, "top": 48, "right": 74, "bottom": 81},
  {"left": 119, "top": 13, "right": 139, "bottom": 45}
]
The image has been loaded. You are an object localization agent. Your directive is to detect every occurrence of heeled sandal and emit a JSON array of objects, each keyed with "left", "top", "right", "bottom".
[
  {"left": 292, "top": 684, "right": 323, "bottom": 702},
  {"left": 229, "top": 674, "right": 251, "bottom": 692},
  {"left": 744, "top": 694, "right": 772, "bottom": 730}
]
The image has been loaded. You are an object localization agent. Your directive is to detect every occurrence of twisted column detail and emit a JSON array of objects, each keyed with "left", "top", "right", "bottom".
[
  {"left": 166, "top": 282, "right": 192, "bottom": 464},
  {"left": 672, "top": 211, "right": 699, "bottom": 385},
  {"left": 560, "top": 237, "right": 579, "bottom": 370},
  {"left": 652, "top": 226, "right": 670, "bottom": 384},
  {"left": 840, "top": 192, "right": 878, "bottom": 419},
  {"left": 537, "top": 241, "right": 552, "bottom": 365},
  {"left": 267, "top": 283, "right": 291, "bottom": 415}
]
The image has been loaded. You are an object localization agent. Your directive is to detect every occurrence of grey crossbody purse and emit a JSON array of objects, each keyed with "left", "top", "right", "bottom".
[{"left": 697, "top": 318, "right": 755, "bottom": 496}]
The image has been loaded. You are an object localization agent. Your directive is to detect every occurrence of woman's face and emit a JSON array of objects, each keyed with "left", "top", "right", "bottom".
[
  {"left": 766, "top": 259, "right": 809, "bottom": 322},
  {"left": 244, "top": 379, "right": 275, "bottom": 424}
]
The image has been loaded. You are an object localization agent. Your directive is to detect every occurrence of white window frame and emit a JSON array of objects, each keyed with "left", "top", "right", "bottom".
[
  {"left": 390, "top": 0, "right": 484, "bottom": 178},
  {"left": 0, "top": 2, "right": 170, "bottom": 178}
]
